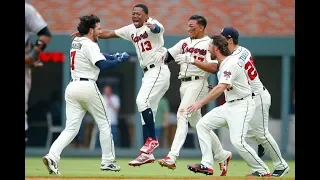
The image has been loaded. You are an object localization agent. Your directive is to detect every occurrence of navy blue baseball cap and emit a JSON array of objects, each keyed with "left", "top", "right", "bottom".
[{"left": 220, "top": 27, "right": 239, "bottom": 40}]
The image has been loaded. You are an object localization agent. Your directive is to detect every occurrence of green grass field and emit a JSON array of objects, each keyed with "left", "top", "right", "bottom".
[{"left": 25, "top": 157, "right": 294, "bottom": 179}]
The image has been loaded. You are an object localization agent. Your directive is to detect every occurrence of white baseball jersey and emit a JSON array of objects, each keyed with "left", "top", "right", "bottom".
[
  {"left": 69, "top": 37, "right": 106, "bottom": 81},
  {"left": 114, "top": 17, "right": 167, "bottom": 67},
  {"left": 231, "top": 46, "right": 264, "bottom": 94},
  {"left": 25, "top": 2, "right": 47, "bottom": 43},
  {"left": 217, "top": 56, "right": 252, "bottom": 102},
  {"left": 168, "top": 36, "right": 218, "bottom": 79}
]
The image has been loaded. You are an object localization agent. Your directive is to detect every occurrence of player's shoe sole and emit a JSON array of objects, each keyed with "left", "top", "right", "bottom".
[
  {"left": 271, "top": 166, "right": 290, "bottom": 177},
  {"left": 128, "top": 159, "right": 155, "bottom": 167},
  {"left": 219, "top": 151, "right": 232, "bottom": 176},
  {"left": 187, "top": 164, "right": 213, "bottom": 175},
  {"left": 158, "top": 159, "right": 176, "bottom": 170},
  {"left": 100, "top": 163, "right": 121, "bottom": 172},
  {"left": 42, "top": 156, "right": 60, "bottom": 175}
]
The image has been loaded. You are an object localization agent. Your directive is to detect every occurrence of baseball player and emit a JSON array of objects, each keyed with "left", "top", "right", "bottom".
[
  {"left": 220, "top": 27, "right": 290, "bottom": 177},
  {"left": 71, "top": 4, "right": 170, "bottom": 166},
  {"left": 157, "top": 15, "right": 232, "bottom": 176},
  {"left": 187, "top": 35, "right": 271, "bottom": 177},
  {"left": 42, "top": 14, "right": 130, "bottom": 175},
  {"left": 25, "top": 2, "right": 52, "bottom": 151}
]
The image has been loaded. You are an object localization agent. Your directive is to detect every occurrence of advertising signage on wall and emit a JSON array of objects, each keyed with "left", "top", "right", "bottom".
[{"left": 39, "top": 52, "right": 65, "bottom": 63}]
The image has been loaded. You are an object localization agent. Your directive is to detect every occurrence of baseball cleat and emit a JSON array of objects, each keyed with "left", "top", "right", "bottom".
[
  {"left": 187, "top": 163, "right": 213, "bottom": 175},
  {"left": 246, "top": 171, "right": 270, "bottom": 177},
  {"left": 219, "top": 151, "right": 232, "bottom": 176},
  {"left": 140, "top": 137, "right": 159, "bottom": 154},
  {"left": 158, "top": 156, "right": 176, "bottom": 170},
  {"left": 271, "top": 166, "right": 290, "bottom": 177},
  {"left": 42, "top": 155, "right": 60, "bottom": 175},
  {"left": 128, "top": 153, "right": 155, "bottom": 167},
  {"left": 100, "top": 163, "right": 121, "bottom": 172},
  {"left": 258, "top": 144, "right": 265, "bottom": 158}
]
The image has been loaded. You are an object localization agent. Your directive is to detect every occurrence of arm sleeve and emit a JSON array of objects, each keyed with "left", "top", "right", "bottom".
[
  {"left": 114, "top": 25, "right": 132, "bottom": 41},
  {"left": 148, "top": 18, "right": 165, "bottom": 34},
  {"left": 95, "top": 60, "right": 121, "bottom": 70},
  {"left": 168, "top": 40, "right": 184, "bottom": 59},
  {"left": 25, "top": 3, "right": 48, "bottom": 34},
  {"left": 84, "top": 43, "right": 106, "bottom": 65}
]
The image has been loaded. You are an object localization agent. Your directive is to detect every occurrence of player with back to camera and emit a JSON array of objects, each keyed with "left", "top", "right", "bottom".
[
  {"left": 157, "top": 15, "right": 232, "bottom": 176},
  {"left": 220, "top": 27, "right": 290, "bottom": 177},
  {"left": 71, "top": 4, "right": 170, "bottom": 167},
  {"left": 25, "top": 2, "right": 52, "bottom": 152},
  {"left": 186, "top": 35, "right": 271, "bottom": 177},
  {"left": 42, "top": 14, "right": 130, "bottom": 175}
]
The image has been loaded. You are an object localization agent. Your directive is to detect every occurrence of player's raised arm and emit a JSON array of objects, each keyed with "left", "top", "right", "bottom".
[
  {"left": 192, "top": 58, "right": 218, "bottom": 73},
  {"left": 144, "top": 18, "right": 164, "bottom": 34},
  {"left": 99, "top": 29, "right": 119, "bottom": 39},
  {"left": 71, "top": 29, "right": 119, "bottom": 40}
]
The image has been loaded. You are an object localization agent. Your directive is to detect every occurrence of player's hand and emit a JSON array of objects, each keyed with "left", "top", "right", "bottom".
[
  {"left": 113, "top": 52, "right": 120, "bottom": 58},
  {"left": 144, "top": 22, "right": 155, "bottom": 30},
  {"left": 175, "top": 54, "right": 194, "bottom": 64},
  {"left": 70, "top": 31, "right": 80, "bottom": 40},
  {"left": 116, "top": 52, "right": 130, "bottom": 63},
  {"left": 187, "top": 101, "right": 203, "bottom": 112}
]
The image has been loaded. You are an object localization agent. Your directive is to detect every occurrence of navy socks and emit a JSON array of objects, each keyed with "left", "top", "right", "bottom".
[
  {"left": 142, "top": 125, "right": 149, "bottom": 143},
  {"left": 141, "top": 108, "right": 156, "bottom": 140}
]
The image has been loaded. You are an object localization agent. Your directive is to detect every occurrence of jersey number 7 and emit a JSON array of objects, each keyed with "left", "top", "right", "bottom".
[
  {"left": 70, "top": 51, "right": 76, "bottom": 70},
  {"left": 244, "top": 57, "right": 258, "bottom": 80}
]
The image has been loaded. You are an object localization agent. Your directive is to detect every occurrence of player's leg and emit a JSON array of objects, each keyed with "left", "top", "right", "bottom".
[
  {"left": 187, "top": 105, "right": 227, "bottom": 175},
  {"left": 186, "top": 86, "right": 232, "bottom": 176},
  {"left": 84, "top": 83, "right": 119, "bottom": 171},
  {"left": 136, "top": 66, "right": 170, "bottom": 150},
  {"left": 250, "top": 91, "right": 289, "bottom": 176},
  {"left": 226, "top": 99, "right": 270, "bottom": 177},
  {"left": 162, "top": 81, "right": 205, "bottom": 165},
  {"left": 246, "top": 126, "right": 266, "bottom": 158},
  {"left": 25, "top": 67, "right": 31, "bottom": 151},
  {"left": 43, "top": 83, "right": 86, "bottom": 175},
  {"left": 130, "top": 66, "right": 170, "bottom": 166}
]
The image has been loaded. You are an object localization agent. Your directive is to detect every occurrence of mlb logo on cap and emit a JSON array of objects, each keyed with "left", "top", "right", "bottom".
[{"left": 221, "top": 27, "right": 239, "bottom": 40}]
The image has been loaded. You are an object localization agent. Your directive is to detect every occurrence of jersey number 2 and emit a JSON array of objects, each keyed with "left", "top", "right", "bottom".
[
  {"left": 140, "top": 41, "right": 152, "bottom": 52},
  {"left": 244, "top": 57, "right": 258, "bottom": 80},
  {"left": 70, "top": 51, "right": 76, "bottom": 70}
]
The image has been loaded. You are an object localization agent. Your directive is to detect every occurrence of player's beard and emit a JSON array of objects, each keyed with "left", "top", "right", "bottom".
[{"left": 93, "top": 32, "right": 98, "bottom": 42}]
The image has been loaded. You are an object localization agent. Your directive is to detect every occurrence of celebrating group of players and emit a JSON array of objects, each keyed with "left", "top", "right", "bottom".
[{"left": 25, "top": 2, "right": 289, "bottom": 177}]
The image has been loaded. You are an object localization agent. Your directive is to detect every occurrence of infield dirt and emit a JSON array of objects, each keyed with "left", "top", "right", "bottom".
[{"left": 26, "top": 178, "right": 294, "bottom": 180}]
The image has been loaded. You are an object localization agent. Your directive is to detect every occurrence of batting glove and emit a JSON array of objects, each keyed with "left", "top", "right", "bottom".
[
  {"left": 175, "top": 54, "right": 194, "bottom": 64},
  {"left": 116, "top": 52, "right": 130, "bottom": 63}
]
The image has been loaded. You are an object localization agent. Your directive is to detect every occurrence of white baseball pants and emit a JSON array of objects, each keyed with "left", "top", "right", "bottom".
[
  {"left": 136, "top": 64, "right": 170, "bottom": 124},
  {"left": 168, "top": 78, "right": 230, "bottom": 163},
  {"left": 48, "top": 80, "right": 115, "bottom": 164},
  {"left": 196, "top": 96, "right": 270, "bottom": 174},
  {"left": 246, "top": 89, "right": 289, "bottom": 170}
]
